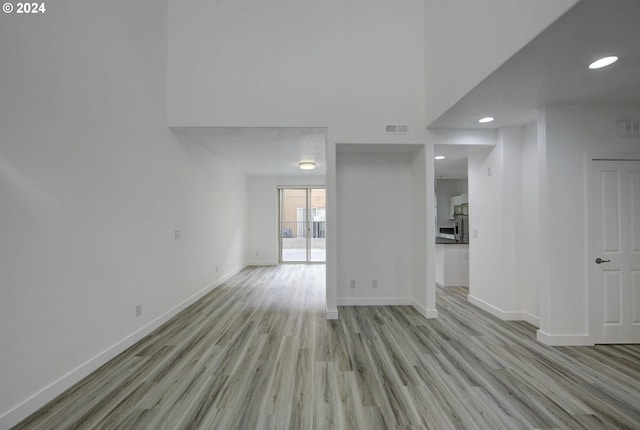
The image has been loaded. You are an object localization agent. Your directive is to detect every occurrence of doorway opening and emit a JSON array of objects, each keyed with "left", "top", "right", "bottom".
[{"left": 279, "top": 187, "right": 326, "bottom": 263}]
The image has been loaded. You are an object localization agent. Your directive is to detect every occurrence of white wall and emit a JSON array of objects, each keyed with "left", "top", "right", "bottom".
[
  {"left": 326, "top": 138, "right": 339, "bottom": 318},
  {"left": 168, "top": 0, "right": 430, "bottom": 322},
  {"left": 538, "top": 104, "right": 640, "bottom": 345},
  {"left": 0, "top": 1, "right": 248, "bottom": 427},
  {"left": 501, "top": 128, "right": 523, "bottom": 317},
  {"left": 468, "top": 144, "right": 506, "bottom": 311},
  {"left": 336, "top": 151, "right": 413, "bottom": 305},
  {"left": 436, "top": 244, "right": 470, "bottom": 287},
  {"left": 519, "top": 123, "right": 540, "bottom": 323},
  {"left": 168, "top": 0, "right": 427, "bottom": 144},
  {"left": 468, "top": 128, "right": 537, "bottom": 323},
  {"left": 247, "top": 175, "right": 325, "bottom": 265},
  {"left": 411, "top": 145, "right": 435, "bottom": 317},
  {"left": 333, "top": 145, "right": 434, "bottom": 317},
  {"left": 466, "top": 107, "right": 640, "bottom": 343},
  {"left": 423, "top": 0, "right": 578, "bottom": 124},
  {"left": 424, "top": 143, "right": 437, "bottom": 317}
]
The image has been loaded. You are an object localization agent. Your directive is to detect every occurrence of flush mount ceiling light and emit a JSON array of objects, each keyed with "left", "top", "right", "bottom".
[
  {"left": 588, "top": 56, "right": 618, "bottom": 70},
  {"left": 299, "top": 161, "right": 316, "bottom": 170},
  {"left": 478, "top": 116, "right": 494, "bottom": 124},
  {"left": 434, "top": 155, "right": 446, "bottom": 160}
]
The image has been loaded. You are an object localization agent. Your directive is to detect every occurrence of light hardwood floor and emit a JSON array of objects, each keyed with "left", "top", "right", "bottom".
[{"left": 13, "top": 265, "right": 640, "bottom": 429}]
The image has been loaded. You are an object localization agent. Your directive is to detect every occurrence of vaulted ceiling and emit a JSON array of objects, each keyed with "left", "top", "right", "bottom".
[{"left": 430, "top": 0, "right": 640, "bottom": 129}]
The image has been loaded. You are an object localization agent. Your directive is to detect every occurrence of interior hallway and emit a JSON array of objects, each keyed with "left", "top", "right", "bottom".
[{"left": 13, "top": 265, "right": 640, "bottom": 429}]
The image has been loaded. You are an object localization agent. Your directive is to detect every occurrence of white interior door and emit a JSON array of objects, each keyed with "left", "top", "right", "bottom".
[{"left": 588, "top": 160, "right": 640, "bottom": 344}]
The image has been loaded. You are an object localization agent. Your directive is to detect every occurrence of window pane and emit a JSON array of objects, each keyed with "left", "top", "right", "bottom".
[{"left": 281, "top": 189, "right": 307, "bottom": 261}]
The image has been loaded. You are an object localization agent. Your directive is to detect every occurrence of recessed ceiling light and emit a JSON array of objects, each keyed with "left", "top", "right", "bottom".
[
  {"left": 434, "top": 156, "right": 446, "bottom": 160},
  {"left": 588, "top": 56, "right": 618, "bottom": 69},
  {"left": 299, "top": 161, "right": 316, "bottom": 170},
  {"left": 478, "top": 117, "right": 494, "bottom": 124}
]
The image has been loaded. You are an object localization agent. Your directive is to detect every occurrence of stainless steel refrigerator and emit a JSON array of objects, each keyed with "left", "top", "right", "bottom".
[{"left": 454, "top": 214, "right": 469, "bottom": 243}]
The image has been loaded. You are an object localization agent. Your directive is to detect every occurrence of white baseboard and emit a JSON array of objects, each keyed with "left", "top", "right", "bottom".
[
  {"left": 411, "top": 299, "right": 438, "bottom": 319},
  {"left": 326, "top": 307, "right": 339, "bottom": 320},
  {"left": 536, "top": 330, "right": 593, "bottom": 346},
  {"left": 425, "top": 308, "right": 439, "bottom": 318},
  {"left": 468, "top": 294, "right": 522, "bottom": 320},
  {"left": 0, "top": 264, "right": 247, "bottom": 430},
  {"left": 332, "top": 298, "right": 437, "bottom": 320},
  {"left": 466, "top": 295, "right": 592, "bottom": 346},
  {"left": 215, "top": 263, "right": 248, "bottom": 285},
  {"left": 521, "top": 312, "right": 540, "bottom": 328},
  {"left": 337, "top": 297, "right": 413, "bottom": 306},
  {"left": 467, "top": 295, "right": 540, "bottom": 327}
]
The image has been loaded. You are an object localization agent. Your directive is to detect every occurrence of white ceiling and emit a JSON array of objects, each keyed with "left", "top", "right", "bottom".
[
  {"left": 434, "top": 144, "right": 493, "bottom": 179},
  {"left": 171, "top": 127, "right": 326, "bottom": 176},
  {"left": 430, "top": 0, "right": 640, "bottom": 129}
]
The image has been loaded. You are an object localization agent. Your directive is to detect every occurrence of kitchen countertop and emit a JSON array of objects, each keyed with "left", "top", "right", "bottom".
[{"left": 435, "top": 237, "right": 469, "bottom": 245}]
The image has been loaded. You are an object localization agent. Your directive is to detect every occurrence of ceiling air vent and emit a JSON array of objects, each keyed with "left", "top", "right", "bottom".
[
  {"left": 385, "top": 125, "right": 408, "bottom": 134},
  {"left": 617, "top": 120, "right": 640, "bottom": 137}
]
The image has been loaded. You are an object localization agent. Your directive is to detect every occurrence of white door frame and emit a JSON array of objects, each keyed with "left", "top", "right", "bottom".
[{"left": 278, "top": 186, "right": 326, "bottom": 264}]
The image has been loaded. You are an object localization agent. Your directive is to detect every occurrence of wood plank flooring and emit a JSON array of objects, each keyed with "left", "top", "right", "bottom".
[{"left": 13, "top": 265, "right": 640, "bottom": 429}]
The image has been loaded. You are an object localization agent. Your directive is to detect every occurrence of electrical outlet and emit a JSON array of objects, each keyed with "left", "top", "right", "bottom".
[
  {"left": 372, "top": 280, "right": 378, "bottom": 288},
  {"left": 350, "top": 280, "right": 356, "bottom": 289},
  {"left": 215, "top": 265, "right": 219, "bottom": 273},
  {"left": 135, "top": 304, "right": 142, "bottom": 317},
  {"left": 174, "top": 230, "right": 181, "bottom": 240},
  {"left": 256, "top": 250, "right": 260, "bottom": 256}
]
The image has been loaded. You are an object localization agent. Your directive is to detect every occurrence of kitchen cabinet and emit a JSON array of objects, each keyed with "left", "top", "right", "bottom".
[
  {"left": 435, "top": 244, "right": 469, "bottom": 287},
  {"left": 449, "top": 193, "right": 469, "bottom": 219}
]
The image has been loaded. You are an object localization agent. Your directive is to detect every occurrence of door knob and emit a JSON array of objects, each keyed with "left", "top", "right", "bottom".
[{"left": 595, "top": 257, "right": 611, "bottom": 264}]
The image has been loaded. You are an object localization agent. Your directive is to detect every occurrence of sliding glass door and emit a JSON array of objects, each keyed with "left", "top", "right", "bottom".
[{"left": 279, "top": 187, "right": 326, "bottom": 263}]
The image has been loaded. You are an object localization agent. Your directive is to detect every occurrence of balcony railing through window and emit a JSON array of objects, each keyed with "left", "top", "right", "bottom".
[{"left": 280, "top": 221, "right": 326, "bottom": 239}]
